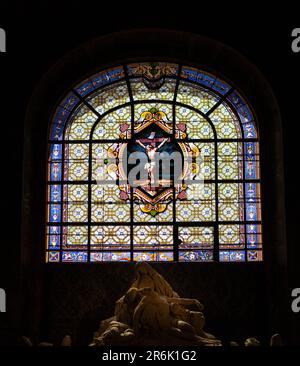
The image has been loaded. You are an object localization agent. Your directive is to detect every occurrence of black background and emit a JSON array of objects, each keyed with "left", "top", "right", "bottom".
[{"left": 0, "top": 0, "right": 299, "bottom": 353}]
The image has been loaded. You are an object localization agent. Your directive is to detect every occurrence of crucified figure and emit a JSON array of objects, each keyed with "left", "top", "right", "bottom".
[{"left": 137, "top": 135, "right": 168, "bottom": 186}]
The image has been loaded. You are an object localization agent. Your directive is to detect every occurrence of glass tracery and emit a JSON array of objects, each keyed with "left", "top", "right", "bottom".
[{"left": 46, "top": 62, "right": 262, "bottom": 262}]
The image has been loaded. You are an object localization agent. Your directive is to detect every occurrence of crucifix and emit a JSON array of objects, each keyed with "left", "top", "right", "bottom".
[{"left": 136, "top": 132, "right": 169, "bottom": 186}]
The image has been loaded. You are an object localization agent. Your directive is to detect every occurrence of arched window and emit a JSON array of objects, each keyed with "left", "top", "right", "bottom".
[{"left": 46, "top": 62, "right": 261, "bottom": 263}]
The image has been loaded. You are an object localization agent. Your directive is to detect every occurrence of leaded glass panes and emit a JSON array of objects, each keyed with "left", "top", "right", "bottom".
[
  {"left": 134, "top": 103, "right": 173, "bottom": 134},
  {"left": 66, "top": 184, "right": 88, "bottom": 202},
  {"left": 133, "top": 226, "right": 173, "bottom": 250},
  {"left": 74, "top": 66, "right": 125, "bottom": 97},
  {"left": 91, "top": 252, "right": 131, "bottom": 262},
  {"left": 209, "top": 104, "right": 241, "bottom": 139},
  {"left": 93, "top": 107, "right": 131, "bottom": 140},
  {"left": 245, "top": 142, "right": 260, "bottom": 179},
  {"left": 62, "top": 226, "right": 88, "bottom": 248},
  {"left": 92, "top": 183, "right": 127, "bottom": 203},
  {"left": 66, "top": 105, "right": 98, "bottom": 141},
  {"left": 46, "top": 226, "right": 60, "bottom": 250},
  {"left": 179, "top": 250, "right": 214, "bottom": 262},
  {"left": 64, "top": 143, "right": 89, "bottom": 181},
  {"left": 90, "top": 226, "right": 130, "bottom": 250},
  {"left": 218, "top": 183, "right": 243, "bottom": 222},
  {"left": 180, "top": 66, "right": 231, "bottom": 95},
  {"left": 127, "top": 62, "right": 178, "bottom": 79},
  {"left": 133, "top": 252, "right": 174, "bottom": 262},
  {"left": 175, "top": 106, "right": 214, "bottom": 139},
  {"left": 219, "top": 225, "right": 245, "bottom": 249},
  {"left": 46, "top": 63, "right": 262, "bottom": 262},
  {"left": 178, "top": 227, "right": 214, "bottom": 249},
  {"left": 91, "top": 203, "right": 130, "bottom": 223},
  {"left": 87, "top": 81, "right": 130, "bottom": 115},
  {"left": 131, "top": 78, "right": 177, "bottom": 101},
  {"left": 62, "top": 251, "right": 88, "bottom": 262},
  {"left": 176, "top": 183, "right": 216, "bottom": 222},
  {"left": 218, "top": 142, "right": 243, "bottom": 180},
  {"left": 177, "top": 82, "right": 219, "bottom": 113},
  {"left": 64, "top": 203, "right": 88, "bottom": 222},
  {"left": 133, "top": 202, "right": 173, "bottom": 223}
]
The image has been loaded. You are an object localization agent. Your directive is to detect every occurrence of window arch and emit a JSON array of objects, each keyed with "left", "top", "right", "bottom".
[{"left": 46, "top": 62, "right": 262, "bottom": 262}]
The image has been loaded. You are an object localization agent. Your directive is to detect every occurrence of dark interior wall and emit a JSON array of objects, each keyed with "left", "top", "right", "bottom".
[{"left": 0, "top": 2, "right": 299, "bottom": 346}]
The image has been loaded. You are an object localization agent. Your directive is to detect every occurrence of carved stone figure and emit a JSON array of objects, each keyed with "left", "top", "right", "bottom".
[
  {"left": 244, "top": 337, "right": 261, "bottom": 346},
  {"left": 91, "top": 262, "right": 221, "bottom": 346}
]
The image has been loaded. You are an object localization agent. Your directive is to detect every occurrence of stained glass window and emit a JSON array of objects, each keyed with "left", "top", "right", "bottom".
[{"left": 46, "top": 62, "right": 262, "bottom": 262}]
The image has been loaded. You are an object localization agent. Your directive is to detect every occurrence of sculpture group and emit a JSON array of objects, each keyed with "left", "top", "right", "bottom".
[
  {"left": 21, "top": 262, "right": 284, "bottom": 346},
  {"left": 90, "top": 262, "right": 221, "bottom": 346}
]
